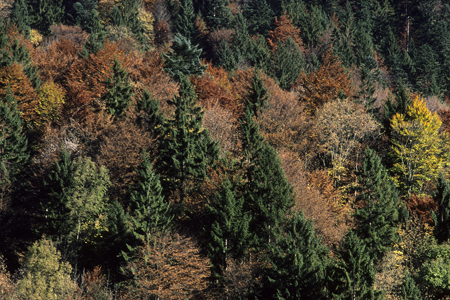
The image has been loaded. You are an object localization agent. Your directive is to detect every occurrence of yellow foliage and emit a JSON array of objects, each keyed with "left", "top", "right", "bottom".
[
  {"left": 138, "top": 7, "right": 154, "bottom": 44},
  {"left": 30, "top": 29, "right": 43, "bottom": 47},
  {"left": 35, "top": 81, "right": 65, "bottom": 126},
  {"left": 390, "top": 96, "right": 450, "bottom": 194}
]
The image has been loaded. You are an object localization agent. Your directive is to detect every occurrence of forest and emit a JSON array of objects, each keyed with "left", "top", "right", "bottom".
[{"left": 1, "top": 0, "right": 450, "bottom": 299}]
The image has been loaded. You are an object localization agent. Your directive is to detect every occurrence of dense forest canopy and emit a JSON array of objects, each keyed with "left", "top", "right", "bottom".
[{"left": 1, "top": 0, "right": 450, "bottom": 299}]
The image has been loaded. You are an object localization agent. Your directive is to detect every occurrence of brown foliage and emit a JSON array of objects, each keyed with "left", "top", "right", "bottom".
[
  {"left": 406, "top": 194, "right": 437, "bottom": 225},
  {"left": 49, "top": 25, "right": 88, "bottom": 47},
  {"left": 79, "top": 266, "right": 112, "bottom": 300},
  {"left": 207, "top": 29, "right": 235, "bottom": 54},
  {"left": 293, "top": 47, "right": 352, "bottom": 113},
  {"left": 279, "top": 150, "right": 348, "bottom": 248},
  {"left": 0, "top": 63, "right": 40, "bottom": 125},
  {"left": 438, "top": 109, "right": 450, "bottom": 135},
  {"left": 0, "top": 255, "right": 15, "bottom": 298},
  {"left": 229, "top": 68, "right": 255, "bottom": 115},
  {"left": 267, "top": 13, "right": 304, "bottom": 54},
  {"left": 122, "top": 231, "right": 210, "bottom": 300}
]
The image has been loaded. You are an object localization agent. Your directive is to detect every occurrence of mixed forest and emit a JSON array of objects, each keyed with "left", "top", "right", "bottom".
[{"left": 2, "top": 0, "right": 450, "bottom": 299}]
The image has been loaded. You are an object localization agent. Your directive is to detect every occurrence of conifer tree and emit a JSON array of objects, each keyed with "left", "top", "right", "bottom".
[
  {"left": 206, "top": 178, "right": 251, "bottom": 279},
  {"left": 162, "top": 34, "right": 207, "bottom": 80},
  {"left": 135, "top": 90, "right": 166, "bottom": 138},
  {"left": 248, "top": 35, "right": 271, "bottom": 74},
  {"left": 431, "top": 173, "right": 450, "bottom": 244},
  {"left": 232, "top": 13, "right": 250, "bottom": 62},
  {"left": 102, "top": 57, "right": 133, "bottom": 119},
  {"left": 28, "top": 0, "right": 65, "bottom": 35},
  {"left": 358, "top": 56, "right": 380, "bottom": 115},
  {"left": 172, "top": 0, "right": 196, "bottom": 42},
  {"left": 245, "top": 69, "right": 270, "bottom": 118},
  {"left": 216, "top": 40, "right": 237, "bottom": 72},
  {"left": 272, "top": 37, "right": 304, "bottom": 90},
  {"left": 9, "top": 0, "right": 31, "bottom": 38},
  {"left": 110, "top": 0, "right": 148, "bottom": 46},
  {"left": 0, "top": 86, "right": 29, "bottom": 177},
  {"left": 156, "top": 77, "right": 219, "bottom": 214},
  {"left": 73, "top": 0, "right": 98, "bottom": 30},
  {"left": 401, "top": 273, "right": 421, "bottom": 300},
  {"left": 205, "top": 0, "right": 233, "bottom": 29},
  {"left": 260, "top": 212, "right": 329, "bottom": 299},
  {"left": 80, "top": 9, "right": 106, "bottom": 58},
  {"left": 330, "top": 230, "right": 381, "bottom": 300},
  {"left": 354, "top": 148, "right": 404, "bottom": 262},
  {"left": 383, "top": 81, "right": 412, "bottom": 136},
  {"left": 243, "top": 0, "right": 274, "bottom": 35}
]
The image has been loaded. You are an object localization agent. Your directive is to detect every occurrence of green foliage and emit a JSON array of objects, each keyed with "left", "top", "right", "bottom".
[
  {"left": 80, "top": 9, "right": 106, "bottom": 58},
  {"left": 245, "top": 69, "right": 270, "bottom": 118},
  {"left": 172, "top": 0, "right": 196, "bottom": 42},
  {"left": 232, "top": 13, "right": 250, "bottom": 62},
  {"left": 248, "top": 35, "right": 271, "bottom": 74},
  {"left": 110, "top": 0, "right": 148, "bottom": 46},
  {"left": 205, "top": 0, "right": 232, "bottom": 29},
  {"left": 272, "top": 37, "right": 304, "bottom": 90},
  {"left": 358, "top": 56, "right": 381, "bottom": 115},
  {"left": 417, "top": 242, "right": 450, "bottom": 297},
  {"left": 102, "top": 57, "right": 133, "bottom": 119},
  {"left": 330, "top": 230, "right": 381, "bottom": 300},
  {"left": 216, "top": 40, "right": 237, "bottom": 72},
  {"left": 401, "top": 273, "right": 421, "bottom": 300},
  {"left": 10, "top": 0, "right": 31, "bottom": 38},
  {"left": 28, "top": 0, "right": 65, "bottom": 35},
  {"left": 135, "top": 90, "right": 166, "bottom": 137},
  {"left": 162, "top": 33, "right": 207, "bottom": 80},
  {"left": 16, "top": 237, "right": 76, "bottom": 300},
  {"left": 260, "top": 212, "right": 329, "bottom": 299},
  {"left": 354, "top": 148, "right": 404, "bottom": 262},
  {"left": 243, "top": 0, "right": 274, "bottom": 36},
  {"left": 0, "top": 86, "right": 29, "bottom": 177},
  {"left": 432, "top": 174, "right": 450, "bottom": 244}
]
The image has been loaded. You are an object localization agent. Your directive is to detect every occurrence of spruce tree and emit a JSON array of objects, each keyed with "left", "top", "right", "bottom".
[
  {"left": 110, "top": 0, "right": 147, "bottom": 46},
  {"left": 431, "top": 173, "right": 450, "bottom": 244},
  {"left": 245, "top": 69, "right": 270, "bottom": 118},
  {"left": 272, "top": 37, "right": 304, "bottom": 90},
  {"left": 28, "top": 0, "right": 65, "bottom": 35},
  {"left": 401, "top": 273, "right": 421, "bottom": 300},
  {"left": 162, "top": 33, "right": 207, "bottom": 80},
  {"left": 330, "top": 230, "right": 381, "bottom": 300},
  {"left": 0, "top": 86, "right": 29, "bottom": 177},
  {"left": 216, "top": 40, "right": 237, "bottom": 72},
  {"left": 135, "top": 90, "right": 166, "bottom": 138},
  {"left": 9, "top": 0, "right": 31, "bottom": 38},
  {"left": 354, "top": 148, "right": 405, "bottom": 262},
  {"left": 205, "top": 0, "right": 233, "bottom": 29},
  {"left": 358, "top": 56, "right": 380, "bottom": 115},
  {"left": 206, "top": 178, "right": 252, "bottom": 279},
  {"left": 80, "top": 9, "right": 106, "bottom": 58},
  {"left": 73, "top": 0, "right": 98, "bottom": 30},
  {"left": 383, "top": 80, "right": 412, "bottom": 137},
  {"left": 232, "top": 13, "right": 250, "bottom": 62},
  {"left": 248, "top": 35, "right": 271, "bottom": 74},
  {"left": 172, "top": 0, "right": 197, "bottom": 42},
  {"left": 260, "top": 212, "right": 329, "bottom": 299},
  {"left": 102, "top": 57, "right": 133, "bottom": 119},
  {"left": 156, "top": 77, "right": 219, "bottom": 214},
  {"left": 243, "top": 0, "right": 274, "bottom": 35}
]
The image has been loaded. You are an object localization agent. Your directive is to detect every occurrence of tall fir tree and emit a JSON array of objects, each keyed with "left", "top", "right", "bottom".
[
  {"left": 232, "top": 13, "right": 250, "bottom": 63},
  {"left": 243, "top": 0, "right": 274, "bottom": 36},
  {"left": 156, "top": 77, "right": 219, "bottom": 214},
  {"left": 358, "top": 56, "right": 380, "bottom": 115},
  {"left": 431, "top": 173, "right": 450, "bottom": 244},
  {"left": 382, "top": 80, "right": 412, "bottom": 137},
  {"left": 110, "top": 0, "right": 147, "bottom": 46},
  {"left": 259, "top": 212, "right": 329, "bottom": 299},
  {"left": 9, "top": 0, "right": 31, "bottom": 38},
  {"left": 272, "top": 37, "right": 304, "bottom": 90},
  {"left": 73, "top": 0, "right": 98, "bottom": 31},
  {"left": 162, "top": 33, "right": 207, "bottom": 80},
  {"left": 354, "top": 148, "right": 405, "bottom": 262},
  {"left": 80, "top": 9, "right": 106, "bottom": 58},
  {"left": 205, "top": 0, "right": 233, "bottom": 29},
  {"left": 216, "top": 40, "right": 237, "bottom": 72},
  {"left": 245, "top": 69, "right": 270, "bottom": 118},
  {"left": 330, "top": 230, "right": 381, "bottom": 300},
  {"left": 28, "top": 0, "right": 65, "bottom": 35},
  {"left": 172, "top": 0, "right": 197, "bottom": 42},
  {"left": 0, "top": 86, "right": 29, "bottom": 177},
  {"left": 102, "top": 57, "right": 133, "bottom": 119},
  {"left": 248, "top": 35, "right": 271, "bottom": 74},
  {"left": 135, "top": 90, "right": 166, "bottom": 138}
]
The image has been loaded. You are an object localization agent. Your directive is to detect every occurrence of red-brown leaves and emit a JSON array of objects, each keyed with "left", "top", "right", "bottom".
[{"left": 267, "top": 13, "right": 304, "bottom": 54}]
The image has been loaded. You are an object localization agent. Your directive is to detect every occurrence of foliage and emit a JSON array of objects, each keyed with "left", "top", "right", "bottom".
[
  {"left": 432, "top": 173, "right": 450, "bottom": 244},
  {"left": 35, "top": 81, "right": 65, "bottom": 126},
  {"left": 267, "top": 13, "right": 304, "bottom": 54},
  {"left": 272, "top": 37, "right": 304, "bottom": 90}
]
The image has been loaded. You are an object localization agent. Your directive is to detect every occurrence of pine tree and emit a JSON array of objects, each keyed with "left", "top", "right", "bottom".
[
  {"left": 162, "top": 33, "right": 207, "bottom": 80},
  {"left": 243, "top": 0, "right": 274, "bottom": 36},
  {"left": 135, "top": 90, "right": 166, "bottom": 138},
  {"left": 216, "top": 40, "right": 237, "bottom": 72},
  {"left": 102, "top": 57, "right": 133, "bottom": 119},
  {"left": 330, "top": 230, "right": 381, "bottom": 300},
  {"left": 248, "top": 35, "right": 271, "bottom": 74},
  {"left": 232, "top": 13, "right": 250, "bottom": 62},
  {"left": 240, "top": 109, "right": 294, "bottom": 248},
  {"left": 73, "top": 0, "right": 98, "bottom": 30},
  {"left": 0, "top": 86, "right": 29, "bottom": 177},
  {"left": 80, "top": 9, "right": 106, "bottom": 58},
  {"left": 206, "top": 178, "right": 251, "bottom": 279},
  {"left": 354, "top": 148, "right": 404, "bottom": 262},
  {"left": 28, "top": 0, "right": 65, "bottom": 35},
  {"left": 156, "top": 77, "right": 219, "bottom": 214},
  {"left": 401, "top": 273, "right": 421, "bottom": 300},
  {"left": 110, "top": 0, "right": 148, "bottom": 46},
  {"left": 272, "top": 37, "right": 304, "bottom": 90},
  {"left": 382, "top": 80, "right": 412, "bottom": 137},
  {"left": 260, "top": 211, "right": 329, "bottom": 299},
  {"left": 358, "top": 56, "right": 380, "bottom": 115},
  {"left": 245, "top": 69, "right": 270, "bottom": 118},
  {"left": 431, "top": 173, "right": 450, "bottom": 244},
  {"left": 9, "top": 0, "right": 31, "bottom": 38},
  {"left": 172, "top": 0, "right": 196, "bottom": 42},
  {"left": 205, "top": 0, "right": 233, "bottom": 29}
]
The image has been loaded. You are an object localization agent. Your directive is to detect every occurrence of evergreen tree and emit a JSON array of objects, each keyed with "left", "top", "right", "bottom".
[
  {"left": 110, "top": 0, "right": 148, "bottom": 46},
  {"left": 162, "top": 33, "right": 207, "bottom": 80},
  {"left": 206, "top": 178, "right": 251, "bottom": 279},
  {"left": 358, "top": 56, "right": 380, "bottom": 115},
  {"left": 135, "top": 90, "right": 166, "bottom": 138},
  {"left": 240, "top": 109, "right": 294, "bottom": 248},
  {"left": 172, "top": 0, "right": 197, "bottom": 42},
  {"left": 156, "top": 77, "right": 219, "bottom": 214},
  {"left": 0, "top": 87, "right": 29, "bottom": 177},
  {"left": 216, "top": 40, "right": 237, "bottom": 72},
  {"left": 382, "top": 80, "right": 412, "bottom": 137},
  {"left": 259, "top": 212, "right": 329, "bottom": 299},
  {"left": 232, "top": 13, "right": 250, "bottom": 62},
  {"left": 8, "top": 39, "right": 41, "bottom": 89},
  {"left": 431, "top": 173, "right": 450, "bottom": 244},
  {"left": 401, "top": 273, "right": 421, "bottom": 300},
  {"left": 243, "top": 0, "right": 274, "bottom": 36},
  {"left": 73, "top": 0, "right": 98, "bottom": 30},
  {"left": 205, "top": 0, "right": 233, "bottom": 29},
  {"left": 28, "top": 0, "right": 65, "bottom": 35},
  {"left": 330, "top": 230, "right": 381, "bottom": 300},
  {"left": 80, "top": 9, "right": 106, "bottom": 58},
  {"left": 9, "top": 0, "right": 31, "bottom": 38},
  {"left": 272, "top": 37, "right": 304, "bottom": 90},
  {"left": 354, "top": 148, "right": 404, "bottom": 262},
  {"left": 245, "top": 69, "right": 270, "bottom": 118},
  {"left": 102, "top": 57, "right": 133, "bottom": 119},
  {"left": 248, "top": 35, "right": 271, "bottom": 74}
]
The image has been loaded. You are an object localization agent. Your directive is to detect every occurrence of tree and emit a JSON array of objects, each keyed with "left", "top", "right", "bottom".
[
  {"left": 80, "top": 9, "right": 106, "bottom": 58},
  {"left": 102, "top": 57, "right": 133, "bottom": 119},
  {"left": 245, "top": 69, "right": 270, "bottom": 118},
  {"left": 267, "top": 13, "right": 304, "bottom": 54},
  {"left": 110, "top": 0, "right": 148, "bottom": 46},
  {"left": 382, "top": 81, "right": 413, "bottom": 137},
  {"left": 135, "top": 89, "right": 166, "bottom": 137},
  {"left": 248, "top": 35, "right": 271, "bottom": 74},
  {"left": 205, "top": 0, "right": 232, "bottom": 29},
  {"left": 156, "top": 77, "right": 219, "bottom": 214},
  {"left": 216, "top": 39, "right": 237, "bottom": 72},
  {"left": 330, "top": 230, "right": 381, "bottom": 300},
  {"left": 390, "top": 97, "right": 450, "bottom": 194},
  {"left": 73, "top": 0, "right": 98, "bottom": 30},
  {"left": 243, "top": 0, "right": 274, "bottom": 36},
  {"left": 172, "top": 0, "right": 196, "bottom": 42},
  {"left": 431, "top": 173, "right": 450, "bottom": 244},
  {"left": 0, "top": 86, "right": 28, "bottom": 177},
  {"left": 16, "top": 237, "right": 77, "bottom": 300},
  {"left": 354, "top": 148, "right": 405, "bottom": 262},
  {"left": 260, "top": 212, "right": 329, "bottom": 299},
  {"left": 9, "top": 0, "right": 31, "bottom": 37},
  {"left": 162, "top": 33, "right": 207, "bottom": 80},
  {"left": 28, "top": 0, "right": 65, "bottom": 35},
  {"left": 232, "top": 13, "right": 250, "bottom": 63},
  {"left": 272, "top": 37, "right": 304, "bottom": 90}
]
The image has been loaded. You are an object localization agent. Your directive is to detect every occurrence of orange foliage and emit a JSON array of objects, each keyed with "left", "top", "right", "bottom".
[
  {"left": 406, "top": 194, "right": 437, "bottom": 225},
  {"left": 437, "top": 109, "right": 450, "bottom": 135},
  {"left": 0, "top": 63, "right": 40, "bottom": 125},
  {"left": 154, "top": 20, "right": 171, "bottom": 46},
  {"left": 267, "top": 13, "right": 304, "bottom": 54},
  {"left": 49, "top": 24, "right": 88, "bottom": 47},
  {"left": 229, "top": 68, "right": 255, "bottom": 116},
  {"left": 293, "top": 47, "right": 352, "bottom": 113},
  {"left": 279, "top": 150, "right": 348, "bottom": 247}
]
